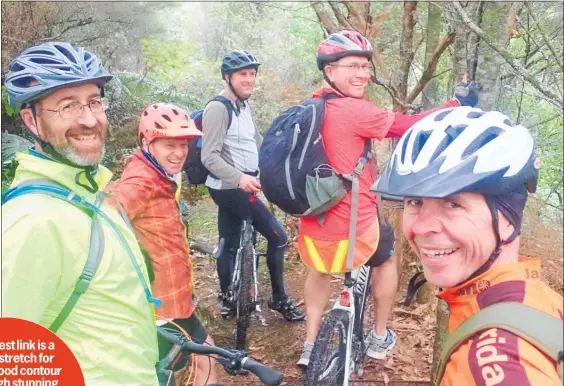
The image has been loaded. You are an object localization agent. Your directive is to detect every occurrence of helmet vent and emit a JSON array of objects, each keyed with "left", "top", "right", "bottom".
[
  {"left": 10, "top": 63, "right": 25, "bottom": 72},
  {"left": 400, "top": 130, "right": 413, "bottom": 164},
  {"left": 172, "top": 109, "right": 179, "bottom": 115},
  {"left": 503, "top": 119, "right": 513, "bottom": 126},
  {"left": 54, "top": 45, "right": 77, "bottom": 63},
  {"left": 162, "top": 114, "right": 172, "bottom": 122},
  {"left": 434, "top": 109, "right": 454, "bottom": 122},
  {"left": 12, "top": 76, "right": 36, "bottom": 88},
  {"left": 412, "top": 130, "right": 432, "bottom": 163},
  {"left": 467, "top": 111, "right": 484, "bottom": 119},
  {"left": 430, "top": 125, "right": 467, "bottom": 163},
  {"left": 461, "top": 126, "right": 504, "bottom": 160},
  {"left": 27, "top": 50, "right": 53, "bottom": 56},
  {"left": 445, "top": 124, "right": 467, "bottom": 140},
  {"left": 29, "top": 58, "right": 60, "bottom": 65},
  {"left": 154, "top": 121, "right": 165, "bottom": 130}
]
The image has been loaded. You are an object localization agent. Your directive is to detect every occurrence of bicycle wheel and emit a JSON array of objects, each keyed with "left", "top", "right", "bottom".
[
  {"left": 235, "top": 220, "right": 254, "bottom": 350},
  {"left": 306, "top": 309, "right": 350, "bottom": 386}
]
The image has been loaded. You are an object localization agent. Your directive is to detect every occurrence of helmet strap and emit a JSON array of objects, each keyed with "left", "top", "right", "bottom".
[
  {"left": 27, "top": 103, "right": 100, "bottom": 193},
  {"left": 226, "top": 75, "right": 247, "bottom": 109},
  {"left": 322, "top": 69, "right": 346, "bottom": 97},
  {"left": 459, "top": 198, "right": 506, "bottom": 284}
]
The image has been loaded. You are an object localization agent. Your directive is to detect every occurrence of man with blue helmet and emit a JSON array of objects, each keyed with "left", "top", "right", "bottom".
[
  {"left": 201, "top": 51, "right": 305, "bottom": 322},
  {"left": 371, "top": 107, "right": 563, "bottom": 385},
  {"left": 2, "top": 42, "right": 160, "bottom": 385}
]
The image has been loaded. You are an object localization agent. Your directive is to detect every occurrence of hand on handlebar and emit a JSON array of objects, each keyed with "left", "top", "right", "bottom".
[{"left": 239, "top": 174, "right": 261, "bottom": 193}]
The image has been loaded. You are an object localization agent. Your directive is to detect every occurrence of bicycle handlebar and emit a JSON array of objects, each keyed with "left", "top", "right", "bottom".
[{"left": 158, "top": 328, "right": 283, "bottom": 386}]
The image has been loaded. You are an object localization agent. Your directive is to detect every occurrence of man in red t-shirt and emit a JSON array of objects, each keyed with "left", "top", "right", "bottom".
[{"left": 297, "top": 30, "right": 478, "bottom": 368}]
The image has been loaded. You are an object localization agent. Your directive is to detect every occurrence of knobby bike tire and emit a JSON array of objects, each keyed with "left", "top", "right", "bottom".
[
  {"left": 306, "top": 308, "right": 350, "bottom": 386},
  {"left": 235, "top": 220, "right": 254, "bottom": 350}
]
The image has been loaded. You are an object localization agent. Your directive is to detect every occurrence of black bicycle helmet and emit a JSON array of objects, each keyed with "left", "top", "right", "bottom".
[{"left": 221, "top": 50, "right": 260, "bottom": 78}]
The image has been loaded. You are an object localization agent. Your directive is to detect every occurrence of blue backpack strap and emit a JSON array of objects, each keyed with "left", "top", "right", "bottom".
[
  {"left": 211, "top": 95, "right": 236, "bottom": 129},
  {"left": 2, "top": 179, "right": 105, "bottom": 333}
]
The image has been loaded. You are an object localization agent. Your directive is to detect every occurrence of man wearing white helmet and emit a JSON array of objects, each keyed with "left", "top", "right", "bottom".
[
  {"left": 372, "top": 107, "right": 563, "bottom": 385},
  {"left": 2, "top": 42, "right": 159, "bottom": 385}
]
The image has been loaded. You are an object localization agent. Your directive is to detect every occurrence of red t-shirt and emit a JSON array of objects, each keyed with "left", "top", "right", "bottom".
[{"left": 299, "top": 88, "right": 459, "bottom": 240}]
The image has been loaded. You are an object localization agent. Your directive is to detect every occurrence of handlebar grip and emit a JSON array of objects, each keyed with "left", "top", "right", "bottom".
[{"left": 241, "top": 357, "right": 283, "bottom": 386}]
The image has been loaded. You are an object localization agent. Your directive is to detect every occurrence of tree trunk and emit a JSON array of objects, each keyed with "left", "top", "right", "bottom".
[
  {"left": 422, "top": 3, "right": 442, "bottom": 109},
  {"left": 474, "top": 2, "right": 523, "bottom": 110},
  {"left": 467, "top": 1, "right": 485, "bottom": 81},
  {"left": 392, "top": 1, "right": 418, "bottom": 110},
  {"left": 451, "top": 5, "right": 469, "bottom": 88}
]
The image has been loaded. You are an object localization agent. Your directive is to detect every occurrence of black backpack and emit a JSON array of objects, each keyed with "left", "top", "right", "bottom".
[
  {"left": 259, "top": 93, "right": 371, "bottom": 270},
  {"left": 259, "top": 93, "right": 371, "bottom": 217},
  {"left": 183, "top": 96, "right": 236, "bottom": 184}
]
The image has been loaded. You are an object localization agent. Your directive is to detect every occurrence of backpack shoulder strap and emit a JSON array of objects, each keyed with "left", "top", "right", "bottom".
[
  {"left": 211, "top": 95, "right": 236, "bottom": 129},
  {"left": 2, "top": 179, "right": 106, "bottom": 333},
  {"left": 341, "top": 140, "right": 373, "bottom": 270},
  {"left": 435, "top": 302, "right": 564, "bottom": 385}
]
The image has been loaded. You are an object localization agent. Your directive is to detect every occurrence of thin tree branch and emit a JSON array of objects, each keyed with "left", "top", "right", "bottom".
[
  {"left": 373, "top": 47, "right": 391, "bottom": 80},
  {"left": 343, "top": 1, "right": 367, "bottom": 32},
  {"left": 526, "top": 113, "right": 561, "bottom": 129},
  {"left": 38, "top": 17, "right": 96, "bottom": 41},
  {"left": 524, "top": 2, "right": 563, "bottom": 72},
  {"left": 311, "top": 2, "right": 338, "bottom": 33},
  {"left": 452, "top": 1, "right": 562, "bottom": 109},
  {"left": 328, "top": 2, "right": 352, "bottom": 30},
  {"left": 406, "top": 31, "right": 456, "bottom": 104}
]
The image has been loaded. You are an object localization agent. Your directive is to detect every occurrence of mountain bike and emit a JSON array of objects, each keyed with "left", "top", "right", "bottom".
[
  {"left": 216, "top": 194, "right": 267, "bottom": 350},
  {"left": 305, "top": 264, "right": 372, "bottom": 386},
  {"left": 157, "top": 324, "right": 283, "bottom": 386}
]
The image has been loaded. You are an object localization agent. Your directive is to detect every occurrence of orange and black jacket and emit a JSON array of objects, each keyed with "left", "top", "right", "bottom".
[{"left": 438, "top": 256, "right": 563, "bottom": 386}]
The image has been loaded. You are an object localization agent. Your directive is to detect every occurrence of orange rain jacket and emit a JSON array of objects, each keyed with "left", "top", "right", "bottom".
[
  {"left": 106, "top": 149, "right": 196, "bottom": 320},
  {"left": 438, "top": 256, "right": 563, "bottom": 386}
]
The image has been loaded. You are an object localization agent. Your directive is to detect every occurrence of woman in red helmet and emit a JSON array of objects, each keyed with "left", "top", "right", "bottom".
[
  {"left": 297, "top": 30, "right": 478, "bottom": 368},
  {"left": 106, "top": 103, "right": 218, "bottom": 385}
]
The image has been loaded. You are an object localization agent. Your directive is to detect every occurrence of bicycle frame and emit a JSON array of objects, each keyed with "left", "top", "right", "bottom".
[{"left": 329, "top": 264, "right": 372, "bottom": 384}]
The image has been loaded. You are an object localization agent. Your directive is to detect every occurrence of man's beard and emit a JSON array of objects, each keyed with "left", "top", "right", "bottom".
[{"left": 52, "top": 142, "right": 106, "bottom": 166}]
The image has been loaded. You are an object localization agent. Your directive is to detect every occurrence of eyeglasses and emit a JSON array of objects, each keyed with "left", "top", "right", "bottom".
[
  {"left": 43, "top": 98, "right": 109, "bottom": 119},
  {"left": 330, "top": 63, "right": 375, "bottom": 74}
]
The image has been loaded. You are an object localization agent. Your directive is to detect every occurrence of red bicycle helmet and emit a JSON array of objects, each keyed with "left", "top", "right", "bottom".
[
  {"left": 317, "top": 30, "right": 373, "bottom": 70},
  {"left": 138, "top": 103, "right": 201, "bottom": 143}
]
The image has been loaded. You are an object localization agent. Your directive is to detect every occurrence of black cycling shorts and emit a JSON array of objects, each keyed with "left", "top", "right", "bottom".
[
  {"left": 157, "top": 312, "right": 209, "bottom": 371},
  {"left": 365, "top": 217, "right": 396, "bottom": 268}
]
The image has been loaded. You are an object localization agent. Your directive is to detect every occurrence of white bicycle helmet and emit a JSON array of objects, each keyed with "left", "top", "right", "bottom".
[
  {"left": 372, "top": 106, "right": 539, "bottom": 199},
  {"left": 372, "top": 107, "right": 541, "bottom": 281}
]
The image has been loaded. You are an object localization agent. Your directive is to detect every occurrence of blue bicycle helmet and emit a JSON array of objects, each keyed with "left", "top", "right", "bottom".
[
  {"left": 5, "top": 41, "right": 113, "bottom": 113},
  {"left": 220, "top": 50, "right": 260, "bottom": 78}
]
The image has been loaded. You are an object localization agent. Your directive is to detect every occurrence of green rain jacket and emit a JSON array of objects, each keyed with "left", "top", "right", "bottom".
[{"left": 2, "top": 150, "right": 159, "bottom": 385}]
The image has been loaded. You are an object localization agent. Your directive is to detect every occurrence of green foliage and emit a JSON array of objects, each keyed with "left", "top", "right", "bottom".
[
  {"left": 1, "top": 161, "right": 17, "bottom": 193},
  {"left": 2, "top": 86, "right": 15, "bottom": 117}
]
